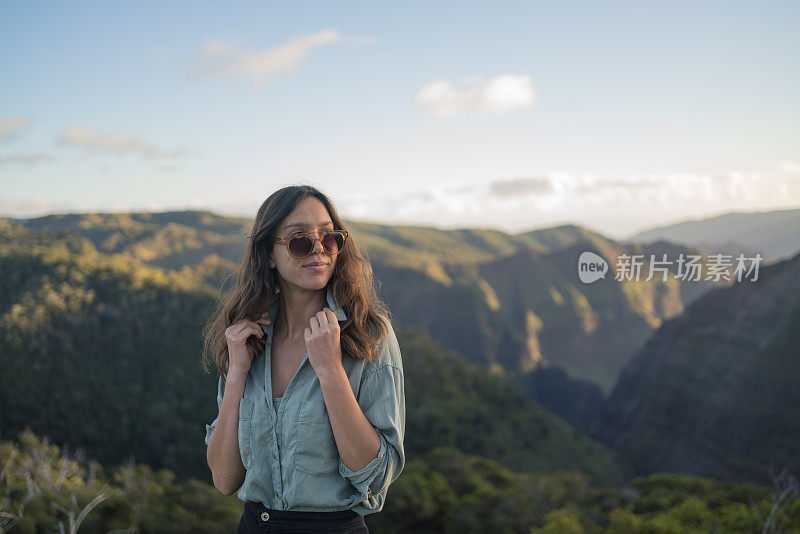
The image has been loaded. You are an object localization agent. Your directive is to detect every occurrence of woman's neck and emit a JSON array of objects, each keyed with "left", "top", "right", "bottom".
[{"left": 273, "top": 288, "right": 327, "bottom": 343}]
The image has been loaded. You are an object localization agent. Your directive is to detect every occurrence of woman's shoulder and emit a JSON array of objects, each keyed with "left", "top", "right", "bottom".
[{"left": 367, "top": 315, "right": 402, "bottom": 372}]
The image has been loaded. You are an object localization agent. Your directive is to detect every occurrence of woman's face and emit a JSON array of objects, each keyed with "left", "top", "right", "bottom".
[{"left": 269, "top": 196, "right": 337, "bottom": 292}]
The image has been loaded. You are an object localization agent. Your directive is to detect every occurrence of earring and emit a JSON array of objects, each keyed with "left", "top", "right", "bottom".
[
  {"left": 269, "top": 265, "right": 280, "bottom": 293},
  {"left": 269, "top": 267, "right": 281, "bottom": 293}
]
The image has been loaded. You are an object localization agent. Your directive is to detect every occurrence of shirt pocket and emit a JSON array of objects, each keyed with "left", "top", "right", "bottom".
[
  {"left": 295, "top": 400, "right": 340, "bottom": 476},
  {"left": 238, "top": 397, "right": 254, "bottom": 469}
]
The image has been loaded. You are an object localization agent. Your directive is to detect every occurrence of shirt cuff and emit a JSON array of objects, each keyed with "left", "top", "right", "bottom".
[
  {"left": 338, "top": 431, "right": 388, "bottom": 499},
  {"left": 205, "top": 422, "right": 216, "bottom": 445}
]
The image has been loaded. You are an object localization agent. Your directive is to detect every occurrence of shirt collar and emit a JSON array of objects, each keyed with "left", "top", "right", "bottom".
[{"left": 325, "top": 286, "right": 348, "bottom": 322}]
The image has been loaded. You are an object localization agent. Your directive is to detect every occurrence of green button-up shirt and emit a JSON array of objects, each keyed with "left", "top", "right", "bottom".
[{"left": 205, "top": 287, "right": 406, "bottom": 515}]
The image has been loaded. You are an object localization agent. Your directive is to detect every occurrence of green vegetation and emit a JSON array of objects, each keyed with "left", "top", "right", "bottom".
[
  {"left": 6, "top": 211, "right": 725, "bottom": 405},
  {"left": 0, "top": 217, "right": 625, "bottom": 488},
  {"left": 593, "top": 251, "right": 800, "bottom": 486},
  {"left": 0, "top": 430, "right": 241, "bottom": 533},
  {"left": 2, "top": 431, "right": 797, "bottom": 533},
  {"left": 398, "top": 325, "right": 628, "bottom": 486},
  {"left": 0, "top": 220, "right": 221, "bottom": 482},
  {"left": 3, "top": 212, "right": 799, "bottom": 532}
]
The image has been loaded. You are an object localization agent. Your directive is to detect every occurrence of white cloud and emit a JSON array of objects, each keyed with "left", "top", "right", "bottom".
[
  {"left": 56, "top": 126, "right": 187, "bottom": 159},
  {"left": 414, "top": 74, "right": 536, "bottom": 118},
  {"left": 337, "top": 168, "right": 800, "bottom": 235},
  {"left": 0, "top": 116, "right": 30, "bottom": 140},
  {"left": 779, "top": 161, "right": 800, "bottom": 174},
  {"left": 0, "top": 152, "right": 52, "bottom": 166},
  {"left": 489, "top": 176, "right": 554, "bottom": 197},
  {"left": 187, "top": 29, "right": 344, "bottom": 86}
]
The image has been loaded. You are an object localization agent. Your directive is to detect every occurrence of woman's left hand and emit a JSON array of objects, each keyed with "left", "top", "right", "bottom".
[{"left": 305, "top": 307, "right": 343, "bottom": 376}]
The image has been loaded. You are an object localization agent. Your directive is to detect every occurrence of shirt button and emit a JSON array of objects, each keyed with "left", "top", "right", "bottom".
[
  {"left": 260, "top": 511, "right": 270, "bottom": 521},
  {"left": 273, "top": 453, "right": 277, "bottom": 459}
]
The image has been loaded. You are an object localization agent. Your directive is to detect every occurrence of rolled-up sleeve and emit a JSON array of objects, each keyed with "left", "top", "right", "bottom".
[
  {"left": 339, "top": 323, "right": 406, "bottom": 503},
  {"left": 205, "top": 376, "right": 225, "bottom": 446}
]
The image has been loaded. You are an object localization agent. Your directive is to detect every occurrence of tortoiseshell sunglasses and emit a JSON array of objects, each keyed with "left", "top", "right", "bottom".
[{"left": 272, "top": 229, "right": 349, "bottom": 259}]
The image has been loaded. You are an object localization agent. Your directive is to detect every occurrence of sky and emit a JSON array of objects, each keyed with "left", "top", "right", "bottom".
[{"left": 1, "top": 0, "right": 799, "bottom": 240}]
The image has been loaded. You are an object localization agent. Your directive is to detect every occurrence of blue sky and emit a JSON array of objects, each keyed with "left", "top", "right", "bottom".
[{"left": 1, "top": 0, "right": 798, "bottom": 238}]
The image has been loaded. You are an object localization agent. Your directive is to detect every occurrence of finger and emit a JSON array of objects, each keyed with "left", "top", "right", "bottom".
[
  {"left": 309, "top": 316, "right": 320, "bottom": 333},
  {"left": 242, "top": 321, "right": 265, "bottom": 338},
  {"left": 322, "top": 307, "right": 338, "bottom": 325},
  {"left": 231, "top": 321, "right": 251, "bottom": 337},
  {"left": 231, "top": 323, "right": 263, "bottom": 342},
  {"left": 315, "top": 309, "right": 331, "bottom": 327}
]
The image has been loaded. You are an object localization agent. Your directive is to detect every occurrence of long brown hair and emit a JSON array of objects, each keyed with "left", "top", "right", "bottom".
[{"left": 201, "top": 184, "right": 391, "bottom": 380}]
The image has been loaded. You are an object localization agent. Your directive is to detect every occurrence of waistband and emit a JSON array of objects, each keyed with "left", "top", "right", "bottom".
[{"left": 245, "top": 501, "right": 359, "bottom": 520}]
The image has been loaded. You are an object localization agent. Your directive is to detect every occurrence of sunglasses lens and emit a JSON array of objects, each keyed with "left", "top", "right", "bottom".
[
  {"left": 288, "top": 235, "right": 313, "bottom": 258},
  {"left": 322, "top": 232, "right": 344, "bottom": 254}
]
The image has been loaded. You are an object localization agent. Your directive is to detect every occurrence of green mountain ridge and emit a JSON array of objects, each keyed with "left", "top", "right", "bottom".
[
  {"left": 0, "top": 218, "right": 625, "bottom": 489},
  {"left": 2, "top": 211, "right": 736, "bottom": 423}
]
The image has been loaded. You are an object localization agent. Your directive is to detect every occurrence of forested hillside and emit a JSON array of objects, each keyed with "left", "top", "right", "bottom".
[
  {"left": 593, "top": 249, "right": 800, "bottom": 486},
  {"left": 9, "top": 212, "right": 732, "bottom": 421},
  {"left": 2, "top": 212, "right": 799, "bottom": 531},
  {"left": 0, "top": 218, "right": 625, "bottom": 488}
]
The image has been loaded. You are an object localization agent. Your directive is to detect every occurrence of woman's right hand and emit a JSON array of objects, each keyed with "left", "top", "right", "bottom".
[{"left": 225, "top": 312, "right": 271, "bottom": 375}]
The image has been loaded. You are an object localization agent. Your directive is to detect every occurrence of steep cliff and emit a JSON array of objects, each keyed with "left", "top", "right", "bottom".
[{"left": 592, "top": 249, "right": 800, "bottom": 485}]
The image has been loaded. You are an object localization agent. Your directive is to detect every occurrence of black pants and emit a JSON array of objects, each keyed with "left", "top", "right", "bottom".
[{"left": 238, "top": 501, "right": 369, "bottom": 534}]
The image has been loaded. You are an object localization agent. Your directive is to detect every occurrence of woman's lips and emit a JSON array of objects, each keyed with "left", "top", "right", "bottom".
[{"left": 304, "top": 263, "right": 328, "bottom": 271}]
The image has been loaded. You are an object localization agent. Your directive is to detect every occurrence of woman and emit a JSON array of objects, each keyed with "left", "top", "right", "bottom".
[{"left": 202, "top": 185, "right": 406, "bottom": 533}]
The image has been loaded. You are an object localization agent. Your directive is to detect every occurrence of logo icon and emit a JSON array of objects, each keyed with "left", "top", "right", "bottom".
[{"left": 578, "top": 251, "right": 608, "bottom": 284}]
